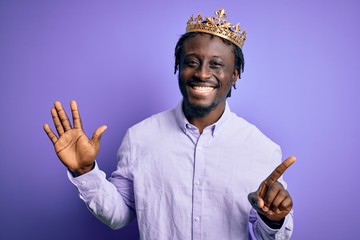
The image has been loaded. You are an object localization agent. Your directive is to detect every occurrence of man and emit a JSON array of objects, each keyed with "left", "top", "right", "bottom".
[{"left": 44, "top": 8, "right": 295, "bottom": 239}]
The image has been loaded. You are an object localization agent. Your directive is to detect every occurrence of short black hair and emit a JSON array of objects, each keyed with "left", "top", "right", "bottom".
[{"left": 174, "top": 32, "right": 245, "bottom": 79}]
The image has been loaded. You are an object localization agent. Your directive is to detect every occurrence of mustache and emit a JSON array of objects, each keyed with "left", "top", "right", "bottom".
[{"left": 185, "top": 78, "right": 220, "bottom": 87}]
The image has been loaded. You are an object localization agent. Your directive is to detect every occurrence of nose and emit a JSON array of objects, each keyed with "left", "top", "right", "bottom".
[{"left": 194, "top": 64, "right": 212, "bottom": 80}]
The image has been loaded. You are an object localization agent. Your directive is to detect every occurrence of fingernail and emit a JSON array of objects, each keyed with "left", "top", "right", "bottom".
[
  {"left": 276, "top": 209, "right": 281, "bottom": 214},
  {"left": 263, "top": 206, "right": 269, "bottom": 212}
]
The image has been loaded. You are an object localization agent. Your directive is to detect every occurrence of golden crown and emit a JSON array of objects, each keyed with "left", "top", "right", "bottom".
[{"left": 186, "top": 8, "right": 246, "bottom": 48}]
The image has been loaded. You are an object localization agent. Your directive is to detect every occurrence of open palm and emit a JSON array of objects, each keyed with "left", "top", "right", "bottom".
[{"left": 44, "top": 101, "right": 107, "bottom": 175}]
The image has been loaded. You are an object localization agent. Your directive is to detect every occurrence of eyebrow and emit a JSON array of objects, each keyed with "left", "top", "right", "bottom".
[{"left": 184, "top": 53, "right": 224, "bottom": 60}]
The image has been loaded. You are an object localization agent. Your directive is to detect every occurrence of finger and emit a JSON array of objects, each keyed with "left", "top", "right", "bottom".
[
  {"left": 278, "top": 196, "right": 293, "bottom": 212},
  {"left": 70, "top": 100, "right": 82, "bottom": 129},
  {"left": 43, "top": 124, "right": 58, "bottom": 144},
  {"left": 51, "top": 107, "right": 65, "bottom": 136},
  {"left": 263, "top": 182, "right": 282, "bottom": 210},
  {"left": 267, "top": 189, "right": 289, "bottom": 213},
  {"left": 266, "top": 156, "right": 296, "bottom": 184},
  {"left": 257, "top": 182, "right": 267, "bottom": 200},
  {"left": 54, "top": 101, "right": 72, "bottom": 131},
  {"left": 91, "top": 125, "right": 108, "bottom": 144}
]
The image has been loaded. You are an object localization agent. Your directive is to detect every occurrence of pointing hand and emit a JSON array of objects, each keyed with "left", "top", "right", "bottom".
[{"left": 248, "top": 156, "right": 296, "bottom": 222}]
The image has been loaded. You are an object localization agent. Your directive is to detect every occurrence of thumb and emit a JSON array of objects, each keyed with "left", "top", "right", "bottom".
[
  {"left": 91, "top": 125, "right": 108, "bottom": 144},
  {"left": 248, "top": 191, "right": 264, "bottom": 210}
]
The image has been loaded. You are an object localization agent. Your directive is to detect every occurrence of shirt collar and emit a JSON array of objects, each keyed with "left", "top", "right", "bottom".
[{"left": 174, "top": 100, "right": 232, "bottom": 137}]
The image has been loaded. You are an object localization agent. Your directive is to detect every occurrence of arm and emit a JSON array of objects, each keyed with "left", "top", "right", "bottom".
[
  {"left": 247, "top": 156, "right": 296, "bottom": 239},
  {"left": 44, "top": 100, "right": 135, "bottom": 229},
  {"left": 68, "top": 162, "right": 136, "bottom": 229}
]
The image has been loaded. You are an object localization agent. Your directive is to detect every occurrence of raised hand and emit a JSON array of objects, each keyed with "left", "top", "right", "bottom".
[
  {"left": 248, "top": 156, "right": 296, "bottom": 223},
  {"left": 43, "top": 100, "right": 107, "bottom": 176}
]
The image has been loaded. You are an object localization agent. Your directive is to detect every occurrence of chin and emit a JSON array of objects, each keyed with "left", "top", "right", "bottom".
[{"left": 182, "top": 98, "right": 218, "bottom": 118}]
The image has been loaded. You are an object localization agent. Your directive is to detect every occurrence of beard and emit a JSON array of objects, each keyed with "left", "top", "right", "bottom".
[
  {"left": 178, "top": 77, "right": 230, "bottom": 118},
  {"left": 182, "top": 97, "right": 219, "bottom": 118}
]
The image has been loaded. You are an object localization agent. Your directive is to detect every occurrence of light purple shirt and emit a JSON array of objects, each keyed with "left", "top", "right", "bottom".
[{"left": 69, "top": 102, "right": 293, "bottom": 240}]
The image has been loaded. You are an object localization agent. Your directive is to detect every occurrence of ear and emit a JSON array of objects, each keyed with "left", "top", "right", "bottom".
[{"left": 231, "top": 68, "right": 239, "bottom": 86}]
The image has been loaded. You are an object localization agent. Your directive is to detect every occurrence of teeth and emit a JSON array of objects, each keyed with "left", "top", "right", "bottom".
[{"left": 193, "top": 86, "right": 214, "bottom": 92}]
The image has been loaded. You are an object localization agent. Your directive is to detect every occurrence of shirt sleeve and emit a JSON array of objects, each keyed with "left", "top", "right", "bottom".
[
  {"left": 248, "top": 208, "right": 294, "bottom": 240},
  {"left": 68, "top": 131, "right": 136, "bottom": 230},
  {"left": 108, "top": 129, "right": 136, "bottom": 210}
]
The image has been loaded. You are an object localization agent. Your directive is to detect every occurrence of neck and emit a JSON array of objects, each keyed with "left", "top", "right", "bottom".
[{"left": 184, "top": 101, "right": 226, "bottom": 134}]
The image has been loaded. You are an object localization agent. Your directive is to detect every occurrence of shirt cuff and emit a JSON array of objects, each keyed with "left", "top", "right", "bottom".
[
  {"left": 255, "top": 211, "right": 281, "bottom": 234},
  {"left": 255, "top": 210, "right": 293, "bottom": 239},
  {"left": 67, "top": 162, "right": 107, "bottom": 199}
]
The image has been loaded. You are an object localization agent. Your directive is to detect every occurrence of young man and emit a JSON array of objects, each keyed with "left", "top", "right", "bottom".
[{"left": 44, "top": 8, "right": 295, "bottom": 239}]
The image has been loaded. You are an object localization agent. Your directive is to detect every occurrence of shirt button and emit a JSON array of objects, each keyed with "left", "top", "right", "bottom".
[
  {"left": 198, "top": 147, "right": 202, "bottom": 151},
  {"left": 194, "top": 217, "right": 200, "bottom": 222},
  {"left": 81, "top": 180, "right": 86, "bottom": 185},
  {"left": 194, "top": 180, "right": 200, "bottom": 185}
]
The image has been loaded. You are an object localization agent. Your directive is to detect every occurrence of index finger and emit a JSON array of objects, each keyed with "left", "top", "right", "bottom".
[{"left": 266, "top": 156, "right": 296, "bottom": 183}]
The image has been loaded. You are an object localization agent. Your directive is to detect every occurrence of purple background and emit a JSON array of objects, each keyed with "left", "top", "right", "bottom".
[{"left": 1, "top": 0, "right": 359, "bottom": 239}]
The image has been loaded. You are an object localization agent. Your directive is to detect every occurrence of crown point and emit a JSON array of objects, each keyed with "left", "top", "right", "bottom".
[{"left": 216, "top": 8, "right": 226, "bottom": 19}]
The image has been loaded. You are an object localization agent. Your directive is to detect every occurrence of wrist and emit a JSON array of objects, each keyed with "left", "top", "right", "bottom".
[
  {"left": 70, "top": 162, "right": 95, "bottom": 177},
  {"left": 258, "top": 213, "right": 284, "bottom": 229}
]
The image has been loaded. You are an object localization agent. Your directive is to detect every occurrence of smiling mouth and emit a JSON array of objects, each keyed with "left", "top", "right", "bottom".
[{"left": 192, "top": 86, "right": 216, "bottom": 92}]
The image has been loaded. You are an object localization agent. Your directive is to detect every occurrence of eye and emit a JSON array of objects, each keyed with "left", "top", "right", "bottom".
[
  {"left": 209, "top": 61, "right": 224, "bottom": 68},
  {"left": 185, "top": 59, "right": 199, "bottom": 67}
]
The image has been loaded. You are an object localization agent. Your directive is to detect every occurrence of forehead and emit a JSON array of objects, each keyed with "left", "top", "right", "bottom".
[{"left": 182, "top": 34, "right": 235, "bottom": 60}]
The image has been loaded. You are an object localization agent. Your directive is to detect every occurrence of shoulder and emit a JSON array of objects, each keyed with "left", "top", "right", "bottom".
[
  {"left": 224, "top": 111, "right": 282, "bottom": 173},
  {"left": 130, "top": 108, "right": 175, "bottom": 131},
  {"left": 126, "top": 108, "right": 180, "bottom": 141},
  {"left": 227, "top": 111, "right": 280, "bottom": 149}
]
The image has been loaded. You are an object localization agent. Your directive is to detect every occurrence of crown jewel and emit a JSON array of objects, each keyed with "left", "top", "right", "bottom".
[{"left": 186, "top": 8, "right": 246, "bottom": 48}]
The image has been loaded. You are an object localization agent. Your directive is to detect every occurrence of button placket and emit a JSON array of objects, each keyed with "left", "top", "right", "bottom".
[{"left": 192, "top": 136, "right": 206, "bottom": 238}]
